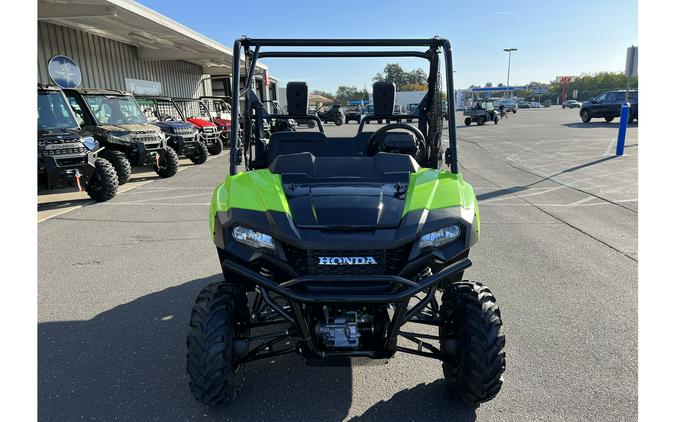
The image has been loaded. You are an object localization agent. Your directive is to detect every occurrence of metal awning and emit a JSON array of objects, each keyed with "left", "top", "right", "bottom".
[{"left": 37, "top": 0, "right": 267, "bottom": 76}]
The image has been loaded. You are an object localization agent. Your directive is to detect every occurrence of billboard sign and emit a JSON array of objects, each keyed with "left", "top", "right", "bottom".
[{"left": 124, "top": 78, "right": 162, "bottom": 95}]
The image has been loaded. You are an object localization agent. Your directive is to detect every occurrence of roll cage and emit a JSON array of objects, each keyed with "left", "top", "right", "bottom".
[{"left": 229, "top": 38, "right": 458, "bottom": 175}]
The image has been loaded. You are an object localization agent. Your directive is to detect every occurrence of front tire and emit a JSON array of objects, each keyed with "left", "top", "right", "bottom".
[
  {"left": 335, "top": 117, "right": 343, "bottom": 126},
  {"left": 155, "top": 147, "right": 179, "bottom": 178},
  {"left": 190, "top": 142, "right": 209, "bottom": 165},
  {"left": 464, "top": 118, "right": 472, "bottom": 126},
  {"left": 85, "top": 158, "right": 118, "bottom": 202},
  {"left": 605, "top": 116, "right": 614, "bottom": 123},
  {"left": 187, "top": 282, "right": 249, "bottom": 406},
  {"left": 477, "top": 116, "right": 486, "bottom": 126},
  {"left": 581, "top": 109, "right": 592, "bottom": 123},
  {"left": 208, "top": 139, "right": 223, "bottom": 156},
  {"left": 99, "top": 149, "right": 131, "bottom": 185},
  {"left": 440, "top": 281, "right": 505, "bottom": 405}
]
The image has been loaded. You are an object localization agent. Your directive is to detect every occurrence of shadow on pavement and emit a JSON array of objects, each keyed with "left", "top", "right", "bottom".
[
  {"left": 38, "top": 274, "right": 353, "bottom": 421},
  {"left": 561, "top": 121, "right": 638, "bottom": 129},
  {"left": 350, "top": 380, "right": 476, "bottom": 422},
  {"left": 477, "top": 155, "right": 618, "bottom": 201},
  {"left": 37, "top": 197, "right": 93, "bottom": 212}
]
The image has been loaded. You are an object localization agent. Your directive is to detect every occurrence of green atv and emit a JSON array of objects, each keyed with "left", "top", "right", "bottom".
[{"left": 187, "top": 38, "right": 505, "bottom": 408}]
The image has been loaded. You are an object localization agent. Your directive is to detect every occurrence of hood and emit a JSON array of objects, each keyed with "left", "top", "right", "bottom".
[
  {"left": 37, "top": 127, "right": 84, "bottom": 141},
  {"left": 186, "top": 117, "right": 216, "bottom": 128},
  {"left": 284, "top": 183, "right": 406, "bottom": 229},
  {"left": 151, "top": 121, "right": 193, "bottom": 131},
  {"left": 95, "top": 123, "right": 163, "bottom": 137},
  {"left": 213, "top": 117, "right": 231, "bottom": 130}
]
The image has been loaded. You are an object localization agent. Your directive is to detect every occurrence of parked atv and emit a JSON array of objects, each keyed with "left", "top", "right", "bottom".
[
  {"left": 200, "top": 96, "right": 238, "bottom": 147},
  {"left": 137, "top": 96, "right": 208, "bottom": 165},
  {"left": 174, "top": 98, "right": 223, "bottom": 155},
  {"left": 344, "top": 105, "right": 363, "bottom": 124},
  {"left": 463, "top": 101, "right": 499, "bottom": 126},
  {"left": 38, "top": 85, "right": 118, "bottom": 201},
  {"left": 63, "top": 88, "right": 178, "bottom": 185},
  {"left": 187, "top": 37, "right": 505, "bottom": 409},
  {"left": 262, "top": 99, "right": 298, "bottom": 133},
  {"left": 315, "top": 103, "right": 344, "bottom": 125}
]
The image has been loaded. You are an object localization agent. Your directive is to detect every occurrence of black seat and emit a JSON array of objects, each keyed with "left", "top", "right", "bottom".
[
  {"left": 269, "top": 152, "right": 419, "bottom": 181},
  {"left": 267, "top": 132, "right": 327, "bottom": 165}
]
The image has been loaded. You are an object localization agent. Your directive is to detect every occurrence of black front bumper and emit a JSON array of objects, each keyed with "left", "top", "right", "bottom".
[
  {"left": 166, "top": 134, "right": 199, "bottom": 155},
  {"left": 39, "top": 152, "right": 96, "bottom": 190},
  {"left": 131, "top": 142, "right": 168, "bottom": 167}
]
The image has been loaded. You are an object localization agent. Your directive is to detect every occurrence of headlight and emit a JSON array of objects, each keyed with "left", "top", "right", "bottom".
[
  {"left": 419, "top": 225, "right": 461, "bottom": 249},
  {"left": 232, "top": 225, "right": 275, "bottom": 250}
]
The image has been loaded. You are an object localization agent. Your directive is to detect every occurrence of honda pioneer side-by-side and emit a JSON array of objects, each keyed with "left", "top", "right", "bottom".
[
  {"left": 174, "top": 98, "right": 223, "bottom": 155},
  {"left": 64, "top": 88, "right": 179, "bottom": 184},
  {"left": 38, "top": 85, "right": 118, "bottom": 201},
  {"left": 137, "top": 96, "right": 209, "bottom": 165},
  {"left": 187, "top": 38, "right": 505, "bottom": 408}
]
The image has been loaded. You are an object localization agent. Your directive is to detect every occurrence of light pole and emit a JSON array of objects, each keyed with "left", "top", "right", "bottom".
[{"left": 503, "top": 48, "right": 517, "bottom": 98}]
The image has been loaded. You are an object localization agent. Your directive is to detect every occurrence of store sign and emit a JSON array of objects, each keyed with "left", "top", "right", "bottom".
[
  {"left": 48, "top": 55, "right": 82, "bottom": 89},
  {"left": 124, "top": 78, "right": 162, "bottom": 95}
]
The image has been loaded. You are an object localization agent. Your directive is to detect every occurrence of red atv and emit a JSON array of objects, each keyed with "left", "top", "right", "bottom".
[
  {"left": 200, "top": 96, "right": 237, "bottom": 147},
  {"left": 174, "top": 98, "right": 223, "bottom": 155}
]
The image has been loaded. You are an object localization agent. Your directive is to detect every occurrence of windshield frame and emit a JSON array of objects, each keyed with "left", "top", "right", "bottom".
[
  {"left": 38, "top": 90, "right": 80, "bottom": 131},
  {"left": 83, "top": 94, "right": 148, "bottom": 126}
]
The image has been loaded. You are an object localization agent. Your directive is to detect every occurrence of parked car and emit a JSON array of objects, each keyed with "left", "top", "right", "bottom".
[
  {"left": 530, "top": 102, "right": 542, "bottom": 108},
  {"left": 562, "top": 100, "right": 581, "bottom": 109},
  {"left": 517, "top": 101, "right": 531, "bottom": 109},
  {"left": 580, "top": 90, "right": 638, "bottom": 123},
  {"left": 496, "top": 98, "right": 518, "bottom": 113}
]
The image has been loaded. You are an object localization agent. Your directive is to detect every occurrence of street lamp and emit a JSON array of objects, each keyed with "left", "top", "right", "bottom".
[{"left": 503, "top": 48, "right": 517, "bottom": 97}]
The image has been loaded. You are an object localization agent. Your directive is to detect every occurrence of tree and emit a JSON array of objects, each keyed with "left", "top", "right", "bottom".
[
  {"left": 311, "top": 90, "right": 335, "bottom": 100},
  {"left": 335, "top": 85, "right": 359, "bottom": 104},
  {"left": 400, "top": 83, "right": 427, "bottom": 92},
  {"left": 373, "top": 63, "right": 428, "bottom": 91}
]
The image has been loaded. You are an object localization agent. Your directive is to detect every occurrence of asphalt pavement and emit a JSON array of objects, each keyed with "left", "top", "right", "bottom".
[{"left": 38, "top": 107, "right": 638, "bottom": 421}]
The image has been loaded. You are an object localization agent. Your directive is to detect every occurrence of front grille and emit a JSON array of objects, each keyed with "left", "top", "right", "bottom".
[
  {"left": 284, "top": 244, "right": 410, "bottom": 276},
  {"left": 56, "top": 156, "right": 87, "bottom": 166},
  {"left": 38, "top": 138, "right": 80, "bottom": 147},
  {"left": 43, "top": 146, "right": 86, "bottom": 155},
  {"left": 131, "top": 135, "right": 163, "bottom": 145},
  {"left": 203, "top": 126, "right": 215, "bottom": 133},
  {"left": 174, "top": 128, "right": 195, "bottom": 136}
]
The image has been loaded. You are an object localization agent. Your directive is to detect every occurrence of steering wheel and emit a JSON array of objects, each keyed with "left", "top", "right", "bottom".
[{"left": 366, "top": 123, "right": 427, "bottom": 162}]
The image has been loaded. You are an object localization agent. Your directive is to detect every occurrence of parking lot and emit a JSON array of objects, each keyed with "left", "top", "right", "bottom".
[{"left": 38, "top": 107, "right": 637, "bottom": 421}]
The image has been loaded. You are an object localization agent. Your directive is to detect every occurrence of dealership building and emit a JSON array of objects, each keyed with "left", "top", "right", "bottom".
[{"left": 38, "top": 0, "right": 277, "bottom": 100}]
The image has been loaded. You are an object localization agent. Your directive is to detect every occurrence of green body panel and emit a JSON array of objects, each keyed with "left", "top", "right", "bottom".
[
  {"left": 209, "top": 169, "right": 290, "bottom": 237},
  {"left": 209, "top": 167, "right": 480, "bottom": 239},
  {"left": 401, "top": 169, "right": 480, "bottom": 238}
]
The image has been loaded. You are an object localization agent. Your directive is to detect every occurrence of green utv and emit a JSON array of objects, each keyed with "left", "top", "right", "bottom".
[
  {"left": 64, "top": 88, "right": 179, "bottom": 185},
  {"left": 188, "top": 38, "right": 505, "bottom": 407}
]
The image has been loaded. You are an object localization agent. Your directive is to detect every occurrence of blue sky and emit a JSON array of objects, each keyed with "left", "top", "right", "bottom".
[{"left": 138, "top": 0, "right": 637, "bottom": 92}]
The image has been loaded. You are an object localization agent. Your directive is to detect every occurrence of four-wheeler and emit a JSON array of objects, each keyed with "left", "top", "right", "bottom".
[
  {"left": 344, "top": 105, "right": 363, "bottom": 124},
  {"left": 187, "top": 37, "right": 505, "bottom": 408},
  {"left": 580, "top": 90, "right": 638, "bottom": 124},
  {"left": 174, "top": 98, "right": 223, "bottom": 155},
  {"left": 315, "top": 103, "right": 345, "bottom": 125},
  {"left": 562, "top": 100, "right": 581, "bottom": 109},
  {"left": 137, "top": 96, "right": 208, "bottom": 165},
  {"left": 200, "top": 96, "right": 238, "bottom": 147},
  {"left": 38, "top": 84, "right": 118, "bottom": 202},
  {"left": 463, "top": 101, "right": 499, "bottom": 126},
  {"left": 64, "top": 88, "right": 179, "bottom": 185},
  {"left": 262, "top": 100, "right": 298, "bottom": 133}
]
